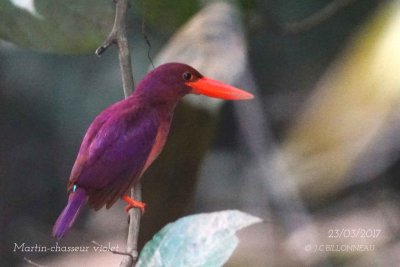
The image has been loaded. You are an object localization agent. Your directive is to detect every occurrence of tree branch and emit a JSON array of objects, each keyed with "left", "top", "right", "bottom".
[
  {"left": 96, "top": 0, "right": 134, "bottom": 96},
  {"left": 95, "top": 1, "right": 141, "bottom": 266},
  {"left": 120, "top": 184, "right": 142, "bottom": 267}
]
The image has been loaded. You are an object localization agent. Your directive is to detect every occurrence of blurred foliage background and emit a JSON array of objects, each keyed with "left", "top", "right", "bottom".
[{"left": 2, "top": 0, "right": 400, "bottom": 266}]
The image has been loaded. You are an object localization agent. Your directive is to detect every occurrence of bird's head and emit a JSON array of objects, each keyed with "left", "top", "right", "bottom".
[{"left": 136, "top": 63, "right": 253, "bottom": 104}]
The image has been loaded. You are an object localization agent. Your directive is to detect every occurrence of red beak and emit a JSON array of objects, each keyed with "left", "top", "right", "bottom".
[{"left": 187, "top": 77, "right": 254, "bottom": 100}]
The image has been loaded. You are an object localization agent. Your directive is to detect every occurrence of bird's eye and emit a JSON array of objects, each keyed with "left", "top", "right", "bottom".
[{"left": 182, "top": 72, "right": 193, "bottom": 81}]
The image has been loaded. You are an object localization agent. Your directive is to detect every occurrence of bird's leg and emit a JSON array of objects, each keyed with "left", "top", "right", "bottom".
[{"left": 121, "top": 195, "right": 146, "bottom": 214}]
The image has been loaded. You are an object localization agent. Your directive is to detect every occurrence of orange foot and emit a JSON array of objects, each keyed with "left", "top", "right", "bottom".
[{"left": 121, "top": 195, "right": 146, "bottom": 214}]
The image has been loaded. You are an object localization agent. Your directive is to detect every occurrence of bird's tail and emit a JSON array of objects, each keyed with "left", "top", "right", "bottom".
[{"left": 52, "top": 187, "right": 87, "bottom": 239}]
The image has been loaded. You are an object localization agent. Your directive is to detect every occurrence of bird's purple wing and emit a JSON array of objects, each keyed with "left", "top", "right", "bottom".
[
  {"left": 68, "top": 101, "right": 159, "bottom": 210},
  {"left": 68, "top": 100, "right": 125, "bottom": 187}
]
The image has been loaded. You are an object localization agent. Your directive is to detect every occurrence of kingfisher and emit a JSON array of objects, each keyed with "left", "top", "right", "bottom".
[{"left": 53, "top": 63, "right": 253, "bottom": 239}]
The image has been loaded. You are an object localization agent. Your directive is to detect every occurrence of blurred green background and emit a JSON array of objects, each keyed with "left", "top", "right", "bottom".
[{"left": 3, "top": 0, "right": 400, "bottom": 266}]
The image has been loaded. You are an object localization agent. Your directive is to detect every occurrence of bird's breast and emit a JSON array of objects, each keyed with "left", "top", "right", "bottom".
[{"left": 141, "top": 116, "right": 172, "bottom": 173}]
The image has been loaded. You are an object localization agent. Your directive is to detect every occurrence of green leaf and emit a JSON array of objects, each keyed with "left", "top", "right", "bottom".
[
  {"left": 0, "top": 0, "right": 114, "bottom": 53},
  {"left": 137, "top": 210, "right": 262, "bottom": 267}
]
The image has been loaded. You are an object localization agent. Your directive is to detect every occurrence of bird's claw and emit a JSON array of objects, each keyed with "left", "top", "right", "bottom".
[{"left": 122, "top": 195, "right": 146, "bottom": 214}]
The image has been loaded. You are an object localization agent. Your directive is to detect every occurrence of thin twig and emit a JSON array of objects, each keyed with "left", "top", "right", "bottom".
[
  {"left": 266, "top": 0, "right": 359, "bottom": 35},
  {"left": 96, "top": 0, "right": 141, "bottom": 266},
  {"left": 140, "top": 0, "right": 155, "bottom": 69},
  {"left": 23, "top": 257, "right": 48, "bottom": 267},
  {"left": 285, "top": 0, "right": 358, "bottom": 34}
]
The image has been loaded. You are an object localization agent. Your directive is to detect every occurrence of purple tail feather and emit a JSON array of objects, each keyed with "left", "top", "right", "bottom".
[{"left": 52, "top": 187, "right": 87, "bottom": 239}]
